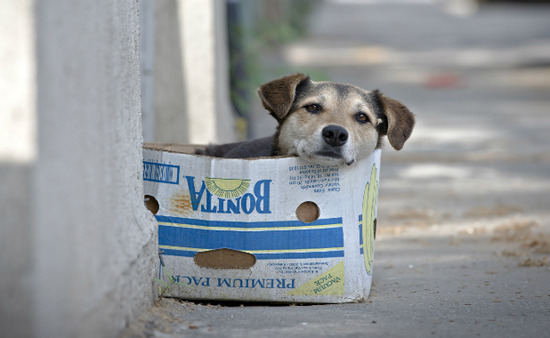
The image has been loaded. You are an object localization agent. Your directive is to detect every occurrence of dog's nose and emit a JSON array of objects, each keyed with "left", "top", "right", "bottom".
[{"left": 322, "top": 125, "right": 348, "bottom": 147}]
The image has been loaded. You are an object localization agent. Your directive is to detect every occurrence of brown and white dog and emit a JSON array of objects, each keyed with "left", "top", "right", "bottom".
[{"left": 197, "top": 73, "right": 415, "bottom": 165}]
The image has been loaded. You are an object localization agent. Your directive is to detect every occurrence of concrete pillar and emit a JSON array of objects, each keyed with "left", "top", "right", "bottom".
[
  {"left": 152, "top": 0, "right": 189, "bottom": 143},
  {"left": 153, "top": 0, "right": 236, "bottom": 144},
  {"left": 141, "top": 0, "right": 156, "bottom": 143},
  {"left": 0, "top": 1, "right": 157, "bottom": 336},
  {"left": 0, "top": 1, "right": 36, "bottom": 337}
]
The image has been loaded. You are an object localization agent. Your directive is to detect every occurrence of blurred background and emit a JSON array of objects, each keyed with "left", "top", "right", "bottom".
[
  {"left": 219, "top": 0, "right": 550, "bottom": 141},
  {"left": 142, "top": 0, "right": 550, "bottom": 234},
  {"left": 142, "top": 0, "right": 550, "bottom": 144}
]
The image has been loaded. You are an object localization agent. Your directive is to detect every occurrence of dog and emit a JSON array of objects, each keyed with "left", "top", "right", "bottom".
[{"left": 197, "top": 73, "right": 415, "bottom": 165}]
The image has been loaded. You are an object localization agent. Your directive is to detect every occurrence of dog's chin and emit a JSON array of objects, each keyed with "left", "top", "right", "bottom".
[{"left": 305, "top": 150, "right": 355, "bottom": 166}]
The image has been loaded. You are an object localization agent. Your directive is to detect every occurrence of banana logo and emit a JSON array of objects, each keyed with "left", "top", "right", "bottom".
[
  {"left": 361, "top": 164, "right": 378, "bottom": 275},
  {"left": 204, "top": 178, "right": 251, "bottom": 199}
]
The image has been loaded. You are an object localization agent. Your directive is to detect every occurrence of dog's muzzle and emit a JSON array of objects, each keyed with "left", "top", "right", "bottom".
[{"left": 316, "top": 125, "right": 354, "bottom": 165}]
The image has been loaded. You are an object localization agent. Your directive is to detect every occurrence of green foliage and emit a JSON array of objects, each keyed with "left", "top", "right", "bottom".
[
  {"left": 227, "top": 0, "right": 328, "bottom": 138},
  {"left": 154, "top": 266, "right": 190, "bottom": 300}
]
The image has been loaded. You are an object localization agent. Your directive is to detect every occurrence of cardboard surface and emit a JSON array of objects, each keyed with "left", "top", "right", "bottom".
[{"left": 143, "top": 143, "right": 380, "bottom": 303}]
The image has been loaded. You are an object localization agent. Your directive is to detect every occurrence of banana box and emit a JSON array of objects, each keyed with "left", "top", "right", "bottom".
[{"left": 143, "top": 143, "right": 380, "bottom": 303}]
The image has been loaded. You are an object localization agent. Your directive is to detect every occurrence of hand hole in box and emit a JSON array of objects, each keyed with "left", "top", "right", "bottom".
[
  {"left": 296, "top": 201, "right": 320, "bottom": 223},
  {"left": 144, "top": 195, "right": 159, "bottom": 215},
  {"left": 194, "top": 248, "right": 256, "bottom": 269}
]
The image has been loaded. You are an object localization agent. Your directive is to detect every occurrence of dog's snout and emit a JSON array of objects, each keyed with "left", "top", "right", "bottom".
[{"left": 322, "top": 125, "right": 348, "bottom": 147}]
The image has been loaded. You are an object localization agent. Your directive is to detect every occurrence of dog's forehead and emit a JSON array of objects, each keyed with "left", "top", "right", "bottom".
[{"left": 296, "top": 81, "right": 381, "bottom": 113}]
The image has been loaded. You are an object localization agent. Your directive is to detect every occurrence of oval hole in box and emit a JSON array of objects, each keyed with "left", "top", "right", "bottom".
[
  {"left": 144, "top": 195, "right": 159, "bottom": 215},
  {"left": 194, "top": 248, "right": 256, "bottom": 269},
  {"left": 296, "top": 201, "right": 320, "bottom": 223}
]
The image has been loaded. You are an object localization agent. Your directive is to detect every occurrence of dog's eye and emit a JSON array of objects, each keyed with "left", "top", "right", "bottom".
[
  {"left": 355, "top": 112, "right": 370, "bottom": 124},
  {"left": 304, "top": 104, "right": 322, "bottom": 114}
]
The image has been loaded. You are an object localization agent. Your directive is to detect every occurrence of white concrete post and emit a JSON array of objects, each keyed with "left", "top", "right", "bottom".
[
  {"left": 0, "top": 1, "right": 158, "bottom": 336},
  {"left": 0, "top": 2, "right": 36, "bottom": 336},
  {"left": 153, "top": 0, "right": 236, "bottom": 145},
  {"left": 179, "top": 0, "right": 219, "bottom": 144},
  {"left": 141, "top": 0, "right": 156, "bottom": 143}
]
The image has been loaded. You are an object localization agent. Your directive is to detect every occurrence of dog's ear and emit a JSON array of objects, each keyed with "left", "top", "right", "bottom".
[
  {"left": 376, "top": 91, "right": 415, "bottom": 150},
  {"left": 258, "top": 73, "right": 310, "bottom": 120}
]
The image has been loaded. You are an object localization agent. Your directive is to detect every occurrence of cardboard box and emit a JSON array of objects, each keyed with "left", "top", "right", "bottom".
[{"left": 143, "top": 143, "right": 380, "bottom": 303}]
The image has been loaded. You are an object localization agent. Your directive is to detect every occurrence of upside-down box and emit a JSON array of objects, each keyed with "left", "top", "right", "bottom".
[{"left": 143, "top": 143, "right": 380, "bottom": 303}]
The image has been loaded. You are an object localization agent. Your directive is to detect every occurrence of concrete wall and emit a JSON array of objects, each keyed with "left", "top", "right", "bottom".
[
  {"left": 0, "top": 1, "right": 36, "bottom": 337},
  {"left": 0, "top": 1, "right": 157, "bottom": 337},
  {"left": 151, "top": 0, "right": 236, "bottom": 144}
]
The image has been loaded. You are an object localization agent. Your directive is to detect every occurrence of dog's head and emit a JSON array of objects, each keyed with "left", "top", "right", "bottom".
[{"left": 258, "top": 73, "right": 415, "bottom": 166}]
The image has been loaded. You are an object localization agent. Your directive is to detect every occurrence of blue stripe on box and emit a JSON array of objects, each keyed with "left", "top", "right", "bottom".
[{"left": 157, "top": 216, "right": 344, "bottom": 260}]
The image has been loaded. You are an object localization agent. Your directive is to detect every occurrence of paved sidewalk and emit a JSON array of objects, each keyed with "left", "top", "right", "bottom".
[{"left": 124, "top": 1, "right": 550, "bottom": 337}]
